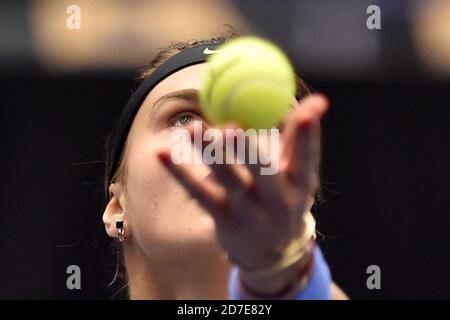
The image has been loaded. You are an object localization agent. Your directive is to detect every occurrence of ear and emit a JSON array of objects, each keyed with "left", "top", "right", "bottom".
[{"left": 103, "top": 183, "right": 128, "bottom": 239}]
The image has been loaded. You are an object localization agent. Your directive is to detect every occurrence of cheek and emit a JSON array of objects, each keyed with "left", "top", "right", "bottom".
[
  {"left": 124, "top": 129, "right": 210, "bottom": 214},
  {"left": 124, "top": 138, "right": 181, "bottom": 246},
  {"left": 125, "top": 132, "right": 180, "bottom": 218},
  {"left": 123, "top": 132, "right": 215, "bottom": 245},
  {"left": 122, "top": 127, "right": 222, "bottom": 257}
]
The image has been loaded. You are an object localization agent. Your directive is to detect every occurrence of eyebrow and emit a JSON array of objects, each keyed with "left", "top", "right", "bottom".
[{"left": 150, "top": 88, "right": 199, "bottom": 117}]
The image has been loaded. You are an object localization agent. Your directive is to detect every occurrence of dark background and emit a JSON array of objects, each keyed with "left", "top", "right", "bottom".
[{"left": 0, "top": 0, "right": 449, "bottom": 299}]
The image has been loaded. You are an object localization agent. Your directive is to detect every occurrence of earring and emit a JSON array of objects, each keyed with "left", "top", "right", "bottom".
[{"left": 116, "top": 220, "right": 125, "bottom": 242}]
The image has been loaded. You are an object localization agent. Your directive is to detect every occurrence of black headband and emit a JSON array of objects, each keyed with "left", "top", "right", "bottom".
[{"left": 108, "top": 42, "right": 222, "bottom": 183}]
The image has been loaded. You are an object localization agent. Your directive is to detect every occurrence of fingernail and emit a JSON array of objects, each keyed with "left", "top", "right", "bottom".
[
  {"left": 300, "top": 117, "right": 313, "bottom": 131},
  {"left": 157, "top": 152, "right": 171, "bottom": 165}
]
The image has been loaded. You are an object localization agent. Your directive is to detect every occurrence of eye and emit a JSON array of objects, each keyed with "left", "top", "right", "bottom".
[{"left": 172, "top": 111, "right": 201, "bottom": 127}]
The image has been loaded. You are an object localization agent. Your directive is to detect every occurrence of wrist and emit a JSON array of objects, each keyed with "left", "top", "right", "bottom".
[
  {"left": 228, "top": 211, "right": 316, "bottom": 277},
  {"left": 228, "top": 244, "right": 333, "bottom": 300},
  {"left": 239, "top": 241, "right": 315, "bottom": 298}
]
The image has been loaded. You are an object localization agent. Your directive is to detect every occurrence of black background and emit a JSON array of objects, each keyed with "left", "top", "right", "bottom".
[
  {"left": 0, "top": 0, "right": 449, "bottom": 300},
  {"left": 1, "top": 73, "right": 448, "bottom": 299}
]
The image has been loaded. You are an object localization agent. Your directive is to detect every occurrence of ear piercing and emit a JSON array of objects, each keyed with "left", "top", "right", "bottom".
[{"left": 116, "top": 220, "right": 125, "bottom": 242}]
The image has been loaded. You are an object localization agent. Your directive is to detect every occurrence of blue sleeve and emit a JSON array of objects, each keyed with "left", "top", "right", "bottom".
[{"left": 228, "top": 246, "right": 332, "bottom": 300}]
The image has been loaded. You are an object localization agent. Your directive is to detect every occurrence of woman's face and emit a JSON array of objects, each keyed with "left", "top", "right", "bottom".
[{"left": 109, "top": 64, "right": 227, "bottom": 265}]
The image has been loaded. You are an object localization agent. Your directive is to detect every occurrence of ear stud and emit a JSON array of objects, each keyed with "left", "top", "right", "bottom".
[{"left": 116, "top": 220, "right": 125, "bottom": 242}]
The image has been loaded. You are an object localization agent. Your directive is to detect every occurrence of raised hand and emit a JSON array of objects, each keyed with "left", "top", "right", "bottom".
[{"left": 157, "top": 94, "right": 328, "bottom": 290}]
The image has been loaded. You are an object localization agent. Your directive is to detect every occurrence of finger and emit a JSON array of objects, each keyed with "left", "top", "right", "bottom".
[
  {"left": 156, "top": 150, "right": 231, "bottom": 218},
  {"left": 281, "top": 94, "right": 328, "bottom": 174},
  {"left": 292, "top": 119, "right": 319, "bottom": 193},
  {"left": 241, "top": 131, "right": 278, "bottom": 181},
  {"left": 281, "top": 94, "right": 328, "bottom": 165},
  {"left": 204, "top": 125, "right": 264, "bottom": 203},
  {"left": 282, "top": 96, "right": 328, "bottom": 190},
  {"left": 227, "top": 126, "right": 284, "bottom": 204},
  {"left": 184, "top": 123, "right": 247, "bottom": 190}
]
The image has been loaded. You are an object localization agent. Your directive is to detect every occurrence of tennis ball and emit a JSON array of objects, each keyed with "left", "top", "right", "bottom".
[{"left": 199, "top": 36, "right": 296, "bottom": 129}]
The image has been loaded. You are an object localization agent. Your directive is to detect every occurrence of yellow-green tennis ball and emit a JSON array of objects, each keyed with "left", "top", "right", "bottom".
[{"left": 199, "top": 36, "right": 296, "bottom": 129}]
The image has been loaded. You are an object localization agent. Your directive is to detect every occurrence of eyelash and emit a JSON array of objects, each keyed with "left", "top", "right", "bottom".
[
  {"left": 169, "top": 110, "right": 203, "bottom": 127},
  {"left": 167, "top": 112, "right": 283, "bottom": 131}
]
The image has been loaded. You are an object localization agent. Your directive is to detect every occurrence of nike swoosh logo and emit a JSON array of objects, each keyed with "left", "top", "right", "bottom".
[{"left": 203, "top": 48, "right": 220, "bottom": 55}]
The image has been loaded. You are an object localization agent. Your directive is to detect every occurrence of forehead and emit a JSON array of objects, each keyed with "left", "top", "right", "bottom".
[{"left": 142, "top": 63, "right": 206, "bottom": 108}]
